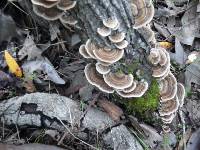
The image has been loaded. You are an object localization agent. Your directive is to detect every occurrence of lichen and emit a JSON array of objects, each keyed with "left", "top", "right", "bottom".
[{"left": 124, "top": 79, "right": 160, "bottom": 121}]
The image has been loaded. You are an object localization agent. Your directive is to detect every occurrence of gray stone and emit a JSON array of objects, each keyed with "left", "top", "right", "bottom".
[{"left": 103, "top": 125, "right": 144, "bottom": 150}]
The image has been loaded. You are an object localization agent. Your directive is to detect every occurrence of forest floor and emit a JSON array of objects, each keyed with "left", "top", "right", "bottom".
[{"left": 0, "top": 0, "right": 200, "bottom": 150}]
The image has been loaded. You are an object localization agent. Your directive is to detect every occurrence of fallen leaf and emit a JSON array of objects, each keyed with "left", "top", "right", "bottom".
[
  {"left": 4, "top": 50, "right": 22, "bottom": 77},
  {"left": 22, "top": 57, "right": 65, "bottom": 84},
  {"left": 159, "top": 41, "right": 173, "bottom": 49},
  {"left": 97, "top": 98, "right": 123, "bottom": 121}
]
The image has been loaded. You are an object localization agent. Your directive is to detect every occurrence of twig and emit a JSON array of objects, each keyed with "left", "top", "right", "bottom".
[
  {"left": 179, "top": 109, "right": 186, "bottom": 150},
  {"left": 58, "top": 118, "right": 99, "bottom": 150}
]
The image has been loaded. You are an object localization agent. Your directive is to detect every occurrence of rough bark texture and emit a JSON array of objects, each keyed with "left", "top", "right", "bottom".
[
  {"left": 16, "top": 0, "right": 153, "bottom": 80},
  {"left": 74, "top": 0, "right": 152, "bottom": 77},
  {"left": 0, "top": 93, "right": 143, "bottom": 150}
]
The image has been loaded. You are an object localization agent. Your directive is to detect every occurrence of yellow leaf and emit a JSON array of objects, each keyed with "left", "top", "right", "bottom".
[
  {"left": 159, "top": 42, "right": 173, "bottom": 49},
  {"left": 4, "top": 50, "right": 22, "bottom": 77}
]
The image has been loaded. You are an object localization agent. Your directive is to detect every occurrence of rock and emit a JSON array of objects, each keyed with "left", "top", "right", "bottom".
[
  {"left": 139, "top": 124, "right": 163, "bottom": 148},
  {"left": 82, "top": 108, "right": 115, "bottom": 131},
  {"left": 170, "top": 38, "right": 187, "bottom": 65},
  {"left": 186, "top": 128, "right": 200, "bottom": 150},
  {"left": 0, "top": 92, "right": 82, "bottom": 127},
  {"left": 103, "top": 125, "right": 143, "bottom": 150},
  {"left": 185, "top": 62, "right": 200, "bottom": 89}
]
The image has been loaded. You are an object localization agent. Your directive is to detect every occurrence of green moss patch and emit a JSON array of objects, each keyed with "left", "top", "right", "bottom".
[{"left": 125, "top": 79, "right": 160, "bottom": 120}]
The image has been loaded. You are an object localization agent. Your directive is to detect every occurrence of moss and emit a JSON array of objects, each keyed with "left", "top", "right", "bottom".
[{"left": 124, "top": 79, "right": 160, "bottom": 121}]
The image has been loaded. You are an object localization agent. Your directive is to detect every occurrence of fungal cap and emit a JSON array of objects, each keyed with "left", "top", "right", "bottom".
[
  {"left": 33, "top": 5, "right": 63, "bottom": 21},
  {"left": 95, "top": 62, "right": 110, "bottom": 75},
  {"left": 84, "top": 63, "right": 114, "bottom": 93},
  {"left": 159, "top": 72, "right": 177, "bottom": 102},
  {"left": 97, "top": 26, "right": 111, "bottom": 37},
  {"left": 117, "top": 80, "right": 148, "bottom": 98},
  {"left": 133, "top": 2, "right": 154, "bottom": 29},
  {"left": 152, "top": 48, "right": 170, "bottom": 78},
  {"left": 60, "top": 15, "right": 78, "bottom": 25},
  {"left": 177, "top": 83, "right": 185, "bottom": 107},
  {"left": 103, "top": 72, "right": 134, "bottom": 90},
  {"left": 162, "top": 125, "right": 171, "bottom": 133},
  {"left": 31, "top": 0, "right": 59, "bottom": 8},
  {"left": 57, "top": 0, "right": 77, "bottom": 11},
  {"left": 148, "top": 49, "right": 160, "bottom": 65},
  {"left": 161, "top": 113, "right": 176, "bottom": 124},
  {"left": 159, "top": 95, "right": 179, "bottom": 116},
  {"left": 122, "top": 80, "right": 137, "bottom": 93},
  {"left": 103, "top": 18, "right": 119, "bottom": 29},
  {"left": 79, "top": 44, "right": 91, "bottom": 59},
  {"left": 131, "top": 3, "right": 139, "bottom": 16},
  {"left": 93, "top": 47, "right": 124, "bottom": 64},
  {"left": 85, "top": 39, "right": 97, "bottom": 59},
  {"left": 108, "top": 32, "right": 126, "bottom": 43},
  {"left": 115, "top": 40, "right": 129, "bottom": 49}
]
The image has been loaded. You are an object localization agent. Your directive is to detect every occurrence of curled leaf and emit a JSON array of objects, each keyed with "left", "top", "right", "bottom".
[
  {"left": 4, "top": 50, "right": 22, "bottom": 77},
  {"left": 22, "top": 58, "right": 65, "bottom": 84}
]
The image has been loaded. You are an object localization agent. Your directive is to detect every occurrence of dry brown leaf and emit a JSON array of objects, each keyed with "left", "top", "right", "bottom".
[{"left": 97, "top": 98, "right": 123, "bottom": 121}]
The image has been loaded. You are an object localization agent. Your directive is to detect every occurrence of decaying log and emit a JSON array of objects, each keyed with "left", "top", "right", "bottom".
[
  {"left": 0, "top": 143, "right": 65, "bottom": 150},
  {"left": 0, "top": 93, "right": 143, "bottom": 150}
]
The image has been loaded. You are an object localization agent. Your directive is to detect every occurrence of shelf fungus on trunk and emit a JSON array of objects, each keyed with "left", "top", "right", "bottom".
[
  {"left": 117, "top": 80, "right": 149, "bottom": 98},
  {"left": 131, "top": 0, "right": 154, "bottom": 29},
  {"left": 148, "top": 47, "right": 171, "bottom": 78},
  {"left": 177, "top": 83, "right": 185, "bottom": 107},
  {"left": 31, "top": 0, "right": 77, "bottom": 26},
  {"left": 148, "top": 47, "right": 186, "bottom": 132},
  {"left": 84, "top": 63, "right": 114, "bottom": 94},
  {"left": 81, "top": 39, "right": 124, "bottom": 64}
]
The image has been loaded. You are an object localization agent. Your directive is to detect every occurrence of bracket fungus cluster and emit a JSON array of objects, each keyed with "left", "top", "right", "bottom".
[
  {"left": 80, "top": 38, "right": 149, "bottom": 98},
  {"left": 29, "top": 0, "right": 185, "bottom": 133},
  {"left": 97, "top": 17, "right": 129, "bottom": 50},
  {"left": 79, "top": 0, "right": 158, "bottom": 98},
  {"left": 31, "top": 0, "right": 77, "bottom": 26},
  {"left": 148, "top": 47, "right": 185, "bottom": 132}
]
